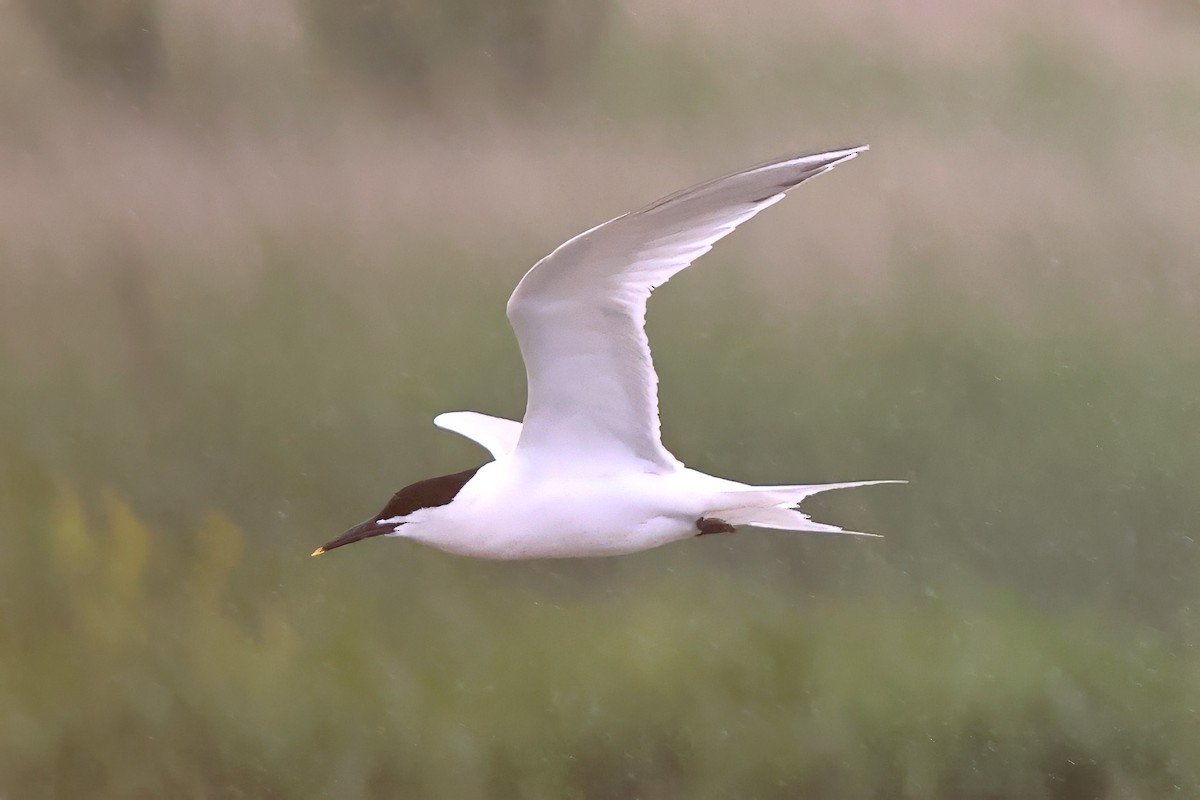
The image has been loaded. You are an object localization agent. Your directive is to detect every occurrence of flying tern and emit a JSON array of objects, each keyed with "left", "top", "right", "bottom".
[{"left": 313, "top": 146, "right": 901, "bottom": 560}]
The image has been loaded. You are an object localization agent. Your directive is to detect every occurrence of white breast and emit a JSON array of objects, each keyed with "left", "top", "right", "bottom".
[{"left": 399, "top": 462, "right": 705, "bottom": 559}]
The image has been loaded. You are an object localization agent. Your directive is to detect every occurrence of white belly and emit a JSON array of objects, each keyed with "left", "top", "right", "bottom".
[{"left": 398, "top": 462, "right": 710, "bottom": 559}]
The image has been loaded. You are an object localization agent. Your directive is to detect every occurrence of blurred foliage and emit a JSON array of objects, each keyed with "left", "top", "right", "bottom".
[
  {"left": 1, "top": 474, "right": 1198, "bottom": 798},
  {"left": 14, "top": 0, "right": 608, "bottom": 109},
  {"left": 18, "top": 0, "right": 162, "bottom": 98},
  {"left": 2, "top": 0, "right": 1200, "bottom": 796},
  {"left": 3, "top": 253, "right": 1199, "bottom": 797},
  {"left": 297, "top": 0, "right": 609, "bottom": 101}
]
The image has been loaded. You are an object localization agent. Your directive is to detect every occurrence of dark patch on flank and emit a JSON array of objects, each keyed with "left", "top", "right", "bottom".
[
  {"left": 313, "top": 465, "right": 481, "bottom": 555},
  {"left": 696, "top": 517, "right": 736, "bottom": 536}
]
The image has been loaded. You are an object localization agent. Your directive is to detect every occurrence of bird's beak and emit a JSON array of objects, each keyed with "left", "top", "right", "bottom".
[{"left": 311, "top": 518, "right": 398, "bottom": 557}]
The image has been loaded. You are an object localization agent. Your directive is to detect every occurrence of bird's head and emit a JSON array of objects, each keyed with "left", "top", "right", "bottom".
[{"left": 311, "top": 466, "right": 481, "bottom": 556}]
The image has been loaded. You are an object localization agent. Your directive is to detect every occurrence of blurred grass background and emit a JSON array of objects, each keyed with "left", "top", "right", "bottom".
[{"left": 1, "top": 0, "right": 1199, "bottom": 797}]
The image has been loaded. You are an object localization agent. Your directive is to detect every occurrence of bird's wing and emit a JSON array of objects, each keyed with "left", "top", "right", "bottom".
[
  {"left": 434, "top": 411, "right": 522, "bottom": 460},
  {"left": 506, "top": 146, "right": 868, "bottom": 472}
]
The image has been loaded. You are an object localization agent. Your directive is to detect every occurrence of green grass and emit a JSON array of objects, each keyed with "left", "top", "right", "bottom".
[
  {"left": 1, "top": 473, "right": 1197, "bottom": 798},
  {"left": 3, "top": 0, "right": 1200, "bottom": 795},
  {"left": 3, "top": 256, "right": 1199, "bottom": 797}
]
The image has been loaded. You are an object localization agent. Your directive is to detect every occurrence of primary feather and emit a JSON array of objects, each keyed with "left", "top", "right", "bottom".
[{"left": 506, "top": 147, "right": 868, "bottom": 473}]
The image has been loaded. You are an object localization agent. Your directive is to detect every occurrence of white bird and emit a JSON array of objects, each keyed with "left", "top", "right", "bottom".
[{"left": 313, "top": 146, "right": 902, "bottom": 560}]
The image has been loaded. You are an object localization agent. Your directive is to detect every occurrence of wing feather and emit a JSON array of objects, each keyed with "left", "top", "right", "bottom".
[
  {"left": 434, "top": 411, "right": 522, "bottom": 460},
  {"left": 506, "top": 146, "right": 868, "bottom": 472}
]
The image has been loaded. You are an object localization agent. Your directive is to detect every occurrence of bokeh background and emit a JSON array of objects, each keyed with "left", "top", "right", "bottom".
[{"left": 2, "top": 0, "right": 1199, "bottom": 797}]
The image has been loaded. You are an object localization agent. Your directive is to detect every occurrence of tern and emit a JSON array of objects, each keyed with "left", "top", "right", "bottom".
[{"left": 313, "top": 146, "right": 901, "bottom": 560}]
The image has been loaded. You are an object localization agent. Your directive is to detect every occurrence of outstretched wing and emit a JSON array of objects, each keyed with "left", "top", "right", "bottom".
[
  {"left": 434, "top": 411, "right": 522, "bottom": 460},
  {"left": 506, "top": 146, "right": 868, "bottom": 473}
]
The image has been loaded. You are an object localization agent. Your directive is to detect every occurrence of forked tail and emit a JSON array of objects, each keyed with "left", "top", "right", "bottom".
[{"left": 707, "top": 480, "right": 904, "bottom": 537}]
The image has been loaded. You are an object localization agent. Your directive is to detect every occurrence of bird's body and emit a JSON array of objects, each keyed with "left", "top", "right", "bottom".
[
  {"left": 314, "top": 146, "right": 902, "bottom": 560},
  {"left": 400, "top": 462, "right": 716, "bottom": 560}
]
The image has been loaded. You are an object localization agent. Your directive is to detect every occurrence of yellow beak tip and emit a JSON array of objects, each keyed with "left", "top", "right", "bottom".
[{"left": 310, "top": 547, "right": 326, "bottom": 557}]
